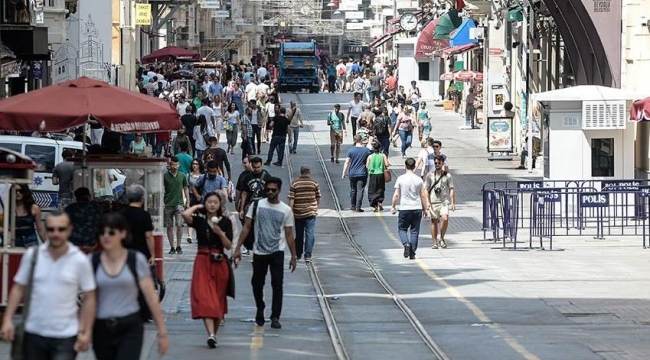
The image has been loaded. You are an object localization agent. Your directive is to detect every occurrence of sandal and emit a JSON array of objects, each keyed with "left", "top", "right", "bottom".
[
  {"left": 440, "top": 240, "right": 447, "bottom": 249},
  {"left": 432, "top": 241, "right": 438, "bottom": 249}
]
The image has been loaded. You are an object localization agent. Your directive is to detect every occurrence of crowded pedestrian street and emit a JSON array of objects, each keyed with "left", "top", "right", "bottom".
[{"left": 2, "top": 92, "right": 650, "bottom": 359}]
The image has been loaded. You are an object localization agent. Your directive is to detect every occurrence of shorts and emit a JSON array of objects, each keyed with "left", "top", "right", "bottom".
[
  {"left": 164, "top": 205, "right": 185, "bottom": 228},
  {"left": 330, "top": 131, "right": 343, "bottom": 144},
  {"left": 429, "top": 203, "right": 449, "bottom": 220}
]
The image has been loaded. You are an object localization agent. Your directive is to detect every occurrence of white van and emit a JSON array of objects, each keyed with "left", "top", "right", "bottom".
[{"left": 0, "top": 136, "right": 124, "bottom": 209}]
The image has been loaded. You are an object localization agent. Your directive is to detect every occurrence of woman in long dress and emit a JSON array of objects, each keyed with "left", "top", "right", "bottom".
[
  {"left": 366, "top": 142, "right": 389, "bottom": 212},
  {"left": 182, "top": 192, "right": 233, "bottom": 349}
]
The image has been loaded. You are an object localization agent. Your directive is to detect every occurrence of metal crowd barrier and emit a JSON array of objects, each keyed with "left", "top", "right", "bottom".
[{"left": 482, "top": 180, "right": 650, "bottom": 250}]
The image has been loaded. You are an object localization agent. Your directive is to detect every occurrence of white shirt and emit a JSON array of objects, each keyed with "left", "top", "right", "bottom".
[
  {"left": 394, "top": 172, "right": 424, "bottom": 211},
  {"left": 246, "top": 199, "right": 294, "bottom": 255},
  {"left": 349, "top": 100, "right": 363, "bottom": 117},
  {"left": 256, "top": 83, "right": 269, "bottom": 96},
  {"left": 257, "top": 67, "right": 268, "bottom": 79},
  {"left": 176, "top": 102, "right": 189, "bottom": 116},
  {"left": 197, "top": 106, "right": 216, "bottom": 135},
  {"left": 336, "top": 63, "right": 346, "bottom": 75},
  {"left": 245, "top": 83, "right": 258, "bottom": 101},
  {"left": 14, "top": 244, "right": 96, "bottom": 338},
  {"left": 193, "top": 126, "right": 208, "bottom": 151}
]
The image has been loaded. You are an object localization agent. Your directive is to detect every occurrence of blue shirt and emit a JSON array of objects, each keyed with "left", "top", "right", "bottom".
[
  {"left": 327, "top": 65, "right": 336, "bottom": 77},
  {"left": 351, "top": 63, "right": 360, "bottom": 74},
  {"left": 346, "top": 146, "right": 372, "bottom": 178},
  {"left": 209, "top": 83, "right": 223, "bottom": 97},
  {"left": 195, "top": 174, "right": 228, "bottom": 197}
]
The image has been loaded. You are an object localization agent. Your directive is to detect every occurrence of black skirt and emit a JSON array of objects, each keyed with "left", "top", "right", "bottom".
[{"left": 367, "top": 173, "right": 385, "bottom": 207}]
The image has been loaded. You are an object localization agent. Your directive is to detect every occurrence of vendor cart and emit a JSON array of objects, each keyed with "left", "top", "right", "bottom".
[
  {"left": 72, "top": 155, "right": 168, "bottom": 298},
  {"left": 0, "top": 147, "right": 38, "bottom": 307}
]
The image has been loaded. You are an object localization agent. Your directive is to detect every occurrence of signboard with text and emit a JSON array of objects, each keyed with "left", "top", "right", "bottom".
[
  {"left": 135, "top": 4, "right": 151, "bottom": 25},
  {"left": 487, "top": 117, "right": 514, "bottom": 153}
]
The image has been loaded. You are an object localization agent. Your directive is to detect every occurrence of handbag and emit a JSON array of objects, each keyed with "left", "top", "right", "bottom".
[
  {"left": 12, "top": 248, "right": 39, "bottom": 360},
  {"left": 384, "top": 170, "right": 392, "bottom": 183}
]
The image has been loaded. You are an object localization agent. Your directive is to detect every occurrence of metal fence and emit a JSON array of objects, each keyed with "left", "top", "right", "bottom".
[{"left": 482, "top": 180, "right": 650, "bottom": 250}]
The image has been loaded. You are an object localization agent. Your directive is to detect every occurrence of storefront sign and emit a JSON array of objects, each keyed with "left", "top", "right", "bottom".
[
  {"left": 579, "top": 193, "right": 609, "bottom": 208},
  {"left": 488, "top": 48, "right": 503, "bottom": 56},
  {"left": 487, "top": 117, "right": 514, "bottom": 153},
  {"left": 135, "top": 4, "right": 151, "bottom": 25}
]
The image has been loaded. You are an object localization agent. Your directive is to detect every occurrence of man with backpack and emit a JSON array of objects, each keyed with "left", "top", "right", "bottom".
[
  {"left": 237, "top": 157, "right": 273, "bottom": 254},
  {"left": 373, "top": 107, "right": 392, "bottom": 156}
]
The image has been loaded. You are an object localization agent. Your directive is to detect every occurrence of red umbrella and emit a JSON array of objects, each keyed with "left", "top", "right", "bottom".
[
  {"left": 141, "top": 46, "right": 200, "bottom": 64},
  {"left": 0, "top": 77, "right": 180, "bottom": 133},
  {"left": 630, "top": 97, "right": 650, "bottom": 122},
  {"left": 440, "top": 71, "right": 457, "bottom": 81},
  {"left": 454, "top": 70, "right": 476, "bottom": 82}
]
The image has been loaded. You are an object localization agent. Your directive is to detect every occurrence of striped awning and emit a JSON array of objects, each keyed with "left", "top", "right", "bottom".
[{"left": 0, "top": 40, "right": 15, "bottom": 59}]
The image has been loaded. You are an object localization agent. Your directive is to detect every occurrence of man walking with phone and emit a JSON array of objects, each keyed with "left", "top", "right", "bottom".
[{"left": 234, "top": 177, "right": 297, "bottom": 330}]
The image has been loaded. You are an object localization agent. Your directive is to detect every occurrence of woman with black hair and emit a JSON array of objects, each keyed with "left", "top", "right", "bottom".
[
  {"left": 12, "top": 184, "right": 46, "bottom": 246},
  {"left": 193, "top": 114, "right": 209, "bottom": 160},
  {"left": 182, "top": 192, "right": 233, "bottom": 349},
  {"left": 91, "top": 213, "right": 168, "bottom": 360}
]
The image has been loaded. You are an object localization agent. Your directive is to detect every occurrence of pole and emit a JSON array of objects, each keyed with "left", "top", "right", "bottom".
[{"left": 524, "top": 2, "right": 534, "bottom": 172}]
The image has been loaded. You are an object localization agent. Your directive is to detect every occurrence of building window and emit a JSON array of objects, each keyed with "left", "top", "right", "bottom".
[
  {"left": 591, "top": 138, "right": 614, "bottom": 177},
  {"left": 418, "top": 62, "right": 429, "bottom": 81},
  {"left": 48, "top": 0, "right": 55, "bottom": 7}
]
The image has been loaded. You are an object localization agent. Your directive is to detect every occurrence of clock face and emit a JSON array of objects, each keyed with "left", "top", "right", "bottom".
[{"left": 400, "top": 13, "right": 417, "bottom": 31}]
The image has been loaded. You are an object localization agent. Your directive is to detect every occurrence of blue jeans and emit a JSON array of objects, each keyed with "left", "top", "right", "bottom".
[
  {"left": 398, "top": 209, "right": 422, "bottom": 256},
  {"left": 266, "top": 135, "right": 286, "bottom": 165},
  {"left": 399, "top": 130, "right": 413, "bottom": 156},
  {"left": 290, "top": 127, "right": 300, "bottom": 152},
  {"left": 349, "top": 176, "right": 368, "bottom": 209},
  {"left": 377, "top": 135, "right": 390, "bottom": 156},
  {"left": 295, "top": 216, "right": 316, "bottom": 259},
  {"left": 25, "top": 332, "right": 77, "bottom": 360}
]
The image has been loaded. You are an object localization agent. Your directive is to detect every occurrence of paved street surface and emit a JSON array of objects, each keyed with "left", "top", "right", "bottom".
[{"left": 3, "top": 92, "right": 650, "bottom": 359}]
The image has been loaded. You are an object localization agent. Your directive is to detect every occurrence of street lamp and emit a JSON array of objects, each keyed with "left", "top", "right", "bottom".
[{"left": 326, "top": 1, "right": 335, "bottom": 7}]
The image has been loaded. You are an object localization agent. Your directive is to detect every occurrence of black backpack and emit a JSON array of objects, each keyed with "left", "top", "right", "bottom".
[
  {"left": 91, "top": 250, "right": 152, "bottom": 321},
  {"left": 373, "top": 115, "right": 389, "bottom": 136}
]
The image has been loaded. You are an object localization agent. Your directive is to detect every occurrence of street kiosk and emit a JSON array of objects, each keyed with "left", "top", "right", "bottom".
[
  {"left": 71, "top": 155, "right": 168, "bottom": 281},
  {"left": 0, "top": 147, "right": 38, "bottom": 307},
  {"left": 533, "top": 86, "right": 635, "bottom": 180}
]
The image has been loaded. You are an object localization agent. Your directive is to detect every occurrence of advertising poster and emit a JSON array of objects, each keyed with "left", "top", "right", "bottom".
[{"left": 487, "top": 117, "right": 514, "bottom": 153}]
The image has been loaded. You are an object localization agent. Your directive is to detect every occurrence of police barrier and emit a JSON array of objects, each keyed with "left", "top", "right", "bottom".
[{"left": 482, "top": 179, "right": 650, "bottom": 249}]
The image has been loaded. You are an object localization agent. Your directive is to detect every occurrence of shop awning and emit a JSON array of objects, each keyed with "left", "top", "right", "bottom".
[
  {"left": 450, "top": 18, "right": 479, "bottom": 47},
  {"left": 507, "top": 6, "right": 523, "bottom": 22},
  {"left": 415, "top": 18, "right": 450, "bottom": 59},
  {"left": 433, "top": 9, "right": 463, "bottom": 40},
  {"left": 435, "top": 42, "right": 480, "bottom": 57},
  {"left": 369, "top": 27, "right": 401, "bottom": 49}
]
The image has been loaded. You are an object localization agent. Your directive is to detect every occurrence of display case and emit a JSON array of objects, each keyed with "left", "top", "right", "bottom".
[
  {"left": 72, "top": 156, "right": 168, "bottom": 232},
  {"left": 0, "top": 147, "right": 37, "bottom": 307}
]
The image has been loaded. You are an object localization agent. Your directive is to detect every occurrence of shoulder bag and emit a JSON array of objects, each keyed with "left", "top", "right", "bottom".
[
  {"left": 242, "top": 200, "right": 260, "bottom": 250},
  {"left": 11, "top": 248, "right": 39, "bottom": 360}
]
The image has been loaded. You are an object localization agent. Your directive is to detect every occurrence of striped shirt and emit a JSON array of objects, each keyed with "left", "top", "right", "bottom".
[{"left": 287, "top": 175, "right": 321, "bottom": 219}]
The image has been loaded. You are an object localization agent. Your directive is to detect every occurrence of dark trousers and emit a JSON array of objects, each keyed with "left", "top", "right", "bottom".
[
  {"left": 377, "top": 135, "right": 390, "bottom": 156},
  {"left": 371, "top": 90, "right": 381, "bottom": 103},
  {"left": 24, "top": 332, "right": 77, "bottom": 360},
  {"left": 251, "top": 124, "right": 262, "bottom": 153},
  {"left": 252, "top": 251, "right": 285, "bottom": 319},
  {"left": 328, "top": 76, "right": 336, "bottom": 93},
  {"left": 295, "top": 216, "right": 316, "bottom": 259},
  {"left": 350, "top": 116, "right": 359, "bottom": 137},
  {"left": 92, "top": 313, "right": 144, "bottom": 360},
  {"left": 266, "top": 135, "right": 286, "bottom": 165},
  {"left": 349, "top": 175, "right": 368, "bottom": 209}
]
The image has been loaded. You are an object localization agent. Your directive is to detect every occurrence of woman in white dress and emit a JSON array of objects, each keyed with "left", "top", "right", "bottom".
[
  {"left": 224, "top": 102, "right": 240, "bottom": 154},
  {"left": 212, "top": 95, "right": 224, "bottom": 144}
]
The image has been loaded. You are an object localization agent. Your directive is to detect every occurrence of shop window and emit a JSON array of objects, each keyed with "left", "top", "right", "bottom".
[
  {"left": 418, "top": 62, "right": 429, "bottom": 81},
  {"left": 591, "top": 138, "right": 614, "bottom": 177}
]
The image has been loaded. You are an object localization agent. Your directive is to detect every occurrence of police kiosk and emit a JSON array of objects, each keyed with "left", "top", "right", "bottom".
[{"left": 0, "top": 147, "right": 38, "bottom": 307}]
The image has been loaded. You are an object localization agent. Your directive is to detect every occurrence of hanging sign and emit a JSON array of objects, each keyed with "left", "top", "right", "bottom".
[{"left": 135, "top": 4, "right": 151, "bottom": 26}]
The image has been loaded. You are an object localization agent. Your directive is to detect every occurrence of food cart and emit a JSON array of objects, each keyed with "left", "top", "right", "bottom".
[
  {"left": 72, "top": 155, "right": 168, "bottom": 284},
  {"left": 0, "top": 147, "right": 38, "bottom": 307}
]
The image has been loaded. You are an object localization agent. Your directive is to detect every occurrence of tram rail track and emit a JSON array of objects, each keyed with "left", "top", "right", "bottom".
[{"left": 284, "top": 93, "right": 449, "bottom": 360}]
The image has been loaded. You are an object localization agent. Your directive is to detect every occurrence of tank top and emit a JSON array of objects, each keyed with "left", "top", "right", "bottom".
[
  {"left": 367, "top": 153, "right": 385, "bottom": 175},
  {"left": 15, "top": 209, "right": 35, "bottom": 238}
]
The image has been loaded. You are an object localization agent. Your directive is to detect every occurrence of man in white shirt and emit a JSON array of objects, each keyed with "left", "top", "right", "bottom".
[
  {"left": 256, "top": 65, "right": 268, "bottom": 80},
  {"left": 1, "top": 211, "right": 97, "bottom": 358},
  {"left": 256, "top": 81, "right": 269, "bottom": 98},
  {"left": 245, "top": 78, "right": 258, "bottom": 103},
  {"left": 346, "top": 92, "right": 364, "bottom": 137},
  {"left": 234, "top": 177, "right": 297, "bottom": 330},
  {"left": 391, "top": 158, "right": 430, "bottom": 260},
  {"left": 197, "top": 99, "right": 217, "bottom": 136},
  {"left": 176, "top": 96, "right": 190, "bottom": 116}
]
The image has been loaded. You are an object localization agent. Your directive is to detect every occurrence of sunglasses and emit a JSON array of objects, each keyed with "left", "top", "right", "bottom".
[
  {"left": 264, "top": 188, "right": 279, "bottom": 193},
  {"left": 46, "top": 226, "right": 68, "bottom": 233},
  {"left": 433, "top": 145, "right": 440, "bottom": 148},
  {"left": 101, "top": 229, "right": 118, "bottom": 236}
]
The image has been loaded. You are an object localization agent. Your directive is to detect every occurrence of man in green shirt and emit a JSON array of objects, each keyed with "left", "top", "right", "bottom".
[
  {"left": 164, "top": 156, "right": 190, "bottom": 254},
  {"left": 327, "top": 103, "right": 347, "bottom": 163},
  {"left": 176, "top": 142, "right": 193, "bottom": 175}
]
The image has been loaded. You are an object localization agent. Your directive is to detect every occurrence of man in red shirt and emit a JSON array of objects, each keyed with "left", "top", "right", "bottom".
[
  {"left": 155, "top": 131, "right": 171, "bottom": 157},
  {"left": 385, "top": 72, "right": 398, "bottom": 92}
]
